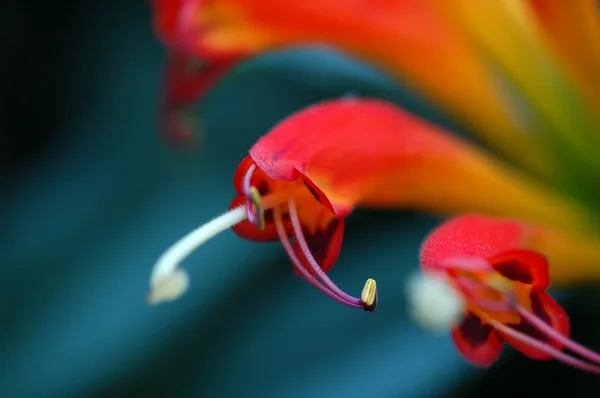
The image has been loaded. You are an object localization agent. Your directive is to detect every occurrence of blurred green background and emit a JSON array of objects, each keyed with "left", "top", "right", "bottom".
[{"left": 2, "top": 1, "right": 600, "bottom": 397}]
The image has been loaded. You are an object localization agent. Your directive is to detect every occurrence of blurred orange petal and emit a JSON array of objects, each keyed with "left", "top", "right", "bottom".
[
  {"left": 528, "top": 0, "right": 600, "bottom": 123},
  {"left": 430, "top": 0, "right": 599, "bottom": 160},
  {"left": 166, "top": 0, "right": 553, "bottom": 175}
]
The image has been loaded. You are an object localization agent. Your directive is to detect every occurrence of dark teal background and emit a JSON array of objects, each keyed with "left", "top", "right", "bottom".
[{"left": 2, "top": 1, "right": 600, "bottom": 397}]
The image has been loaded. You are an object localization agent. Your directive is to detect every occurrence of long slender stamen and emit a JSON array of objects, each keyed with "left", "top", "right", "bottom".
[
  {"left": 464, "top": 274, "right": 600, "bottom": 371},
  {"left": 273, "top": 206, "right": 363, "bottom": 307},
  {"left": 287, "top": 198, "right": 377, "bottom": 311},
  {"left": 476, "top": 310, "right": 600, "bottom": 374},
  {"left": 147, "top": 206, "right": 248, "bottom": 305},
  {"left": 515, "top": 304, "right": 600, "bottom": 366},
  {"left": 461, "top": 272, "right": 600, "bottom": 366}
]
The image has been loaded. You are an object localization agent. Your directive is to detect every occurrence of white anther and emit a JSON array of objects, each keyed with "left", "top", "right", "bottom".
[{"left": 147, "top": 206, "right": 247, "bottom": 305}]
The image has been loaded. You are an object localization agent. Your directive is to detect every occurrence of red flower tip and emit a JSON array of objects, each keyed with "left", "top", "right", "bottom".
[
  {"left": 414, "top": 216, "right": 600, "bottom": 374},
  {"left": 158, "top": 50, "right": 242, "bottom": 143},
  {"left": 152, "top": 1, "right": 247, "bottom": 142}
]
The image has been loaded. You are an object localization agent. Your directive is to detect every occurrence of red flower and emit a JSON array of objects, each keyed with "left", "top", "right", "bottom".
[{"left": 414, "top": 215, "right": 600, "bottom": 373}]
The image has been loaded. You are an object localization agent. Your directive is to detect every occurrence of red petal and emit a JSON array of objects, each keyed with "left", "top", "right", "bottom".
[
  {"left": 489, "top": 249, "right": 550, "bottom": 289},
  {"left": 501, "top": 290, "right": 570, "bottom": 360},
  {"left": 451, "top": 313, "right": 504, "bottom": 367},
  {"left": 292, "top": 218, "right": 344, "bottom": 276},
  {"left": 301, "top": 173, "right": 330, "bottom": 210},
  {"left": 152, "top": 0, "right": 248, "bottom": 142},
  {"left": 160, "top": 51, "right": 240, "bottom": 142},
  {"left": 151, "top": 0, "right": 185, "bottom": 46},
  {"left": 232, "top": 156, "right": 272, "bottom": 195},
  {"left": 230, "top": 156, "right": 291, "bottom": 241},
  {"left": 420, "top": 215, "right": 526, "bottom": 272}
]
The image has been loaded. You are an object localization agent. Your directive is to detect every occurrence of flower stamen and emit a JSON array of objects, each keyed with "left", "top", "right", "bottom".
[
  {"left": 431, "top": 267, "right": 600, "bottom": 372},
  {"left": 514, "top": 304, "right": 600, "bottom": 366},
  {"left": 273, "top": 205, "right": 361, "bottom": 306},
  {"left": 451, "top": 269, "right": 600, "bottom": 369},
  {"left": 475, "top": 309, "right": 600, "bottom": 375},
  {"left": 453, "top": 269, "right": 600, "bottom": 368},
  {"left": 286, "top": 198, "right": 377, "bottom": 311}
]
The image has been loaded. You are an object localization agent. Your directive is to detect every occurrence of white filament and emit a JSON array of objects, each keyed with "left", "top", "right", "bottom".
[
  {"left": 405, "top": 271, "right": 465, "bottom": 334},
  {"left": 147, "top": 206, "right": 247, "bottom": 305}
]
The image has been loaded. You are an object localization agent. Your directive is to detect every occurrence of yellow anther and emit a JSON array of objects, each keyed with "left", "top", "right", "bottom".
[
  {"left": 249, "top": 186, "right": 265, "bottom": 230},
  {"left": 361, "top": 278, "right": 378, "bottom": 312}
]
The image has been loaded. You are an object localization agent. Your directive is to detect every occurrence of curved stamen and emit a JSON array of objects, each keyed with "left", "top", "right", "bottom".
[
  {"left": 476, "top": 309, "right": 600, "bottom": 374},
  {"left": 287, "top": 198, "right": 377, "bottom": 311},
  {"left": 515, "top": 304, "right": 600, "bottom": 366},
  {"left": 273, "top": 206, "right": 363, "bottom": 308},
  {"left": 463, "top": 275, "right": 600, "bottom": 371},
  {"left": 242, "top": 164, "right": 265, "bottom": 229},
  {"left": 148, "top": 206, "right": 248, "bottom": 305}
]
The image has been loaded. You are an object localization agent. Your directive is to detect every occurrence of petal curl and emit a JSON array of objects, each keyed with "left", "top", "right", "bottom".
[
  {"left": 488, "top": 249, "right": 550, "bottom": 289},
  {"left": 451, "top": 313, "right": 504, "bottom": 367}
]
